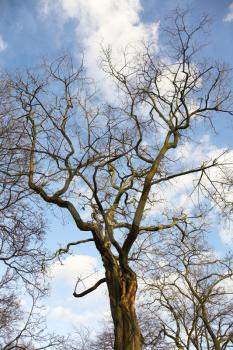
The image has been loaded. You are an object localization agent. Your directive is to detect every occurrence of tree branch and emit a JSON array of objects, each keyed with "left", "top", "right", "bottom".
[{"left": 73, "top": 277, "right": 106, "bottom": 298}]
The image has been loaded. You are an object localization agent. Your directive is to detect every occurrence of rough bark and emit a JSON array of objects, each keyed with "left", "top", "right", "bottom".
[{"left": 104, "top": 257, "right": 143, "bottom": 350}]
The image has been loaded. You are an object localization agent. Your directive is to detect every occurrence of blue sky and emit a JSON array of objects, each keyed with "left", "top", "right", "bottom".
[
  {"left": 1, "top": 0, "right": 233, "bottom": 337},
  {"left": 0, "top": 1, "right": 232, "bottom": 71}
]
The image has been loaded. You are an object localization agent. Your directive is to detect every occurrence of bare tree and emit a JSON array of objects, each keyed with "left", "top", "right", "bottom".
[
  {"left": 4, "top": 9, "right": 233, "bottom": 350},
  {"left": 90, "top": 324, "right": 115, "bottom": 350},
  {"left": 0, "top": 72, "right": 47, "bottom": 284},
  {"left": 136, "top": 217, "right": 233, "bottom": 349},
  {"left": 0, "top": 76, "right": 67, "bottom": 350},
  {"left": 0, "top": 290, "right": 69, "bottom": 350}
]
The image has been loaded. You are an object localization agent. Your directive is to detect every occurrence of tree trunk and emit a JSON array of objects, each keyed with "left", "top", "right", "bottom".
[{"left": 104, "top": 259, "right": 143, "bottom": 350}]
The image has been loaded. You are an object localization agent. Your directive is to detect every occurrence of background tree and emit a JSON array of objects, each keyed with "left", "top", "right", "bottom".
[
  {"left": 0, "top": 75, "right": 66, "bottom": 350},
  {"left": 4, "top": 9, "right": 233, "bottom": 350},
  {"left": 137, "top": 218, "right": 233, "bottom": 349}
]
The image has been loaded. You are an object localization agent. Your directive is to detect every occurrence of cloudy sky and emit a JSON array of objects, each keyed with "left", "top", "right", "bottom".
[{"left": 1, "top": 0, "right": 233, "bottom": 337}]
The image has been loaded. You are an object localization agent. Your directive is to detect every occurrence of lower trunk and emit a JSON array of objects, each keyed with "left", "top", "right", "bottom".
[
  {"left": 112, "top": 304, "right": 142, "bottom": 350},
  {"left": 105, "top": 261, "right": 143, "bottom": 350}
]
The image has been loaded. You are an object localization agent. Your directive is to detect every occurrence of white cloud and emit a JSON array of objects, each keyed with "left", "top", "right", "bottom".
[
  {"left": 49, "top": 305, "right": 107, "bottom": 325},
  {"left": 219, "top": 222, "right": 233, "bottom": 245},
  {"left": 46, "top": 254, "right": 109, "bottom": 333},
  {"left": 41, "top": 0, "right": 159, "bottom": 49},
  {"left": 147, "top": 135, "right": 233, "bottom": 221},
  {"left": 39, "top": 0, "right": 159, "bottom": 99},
  {"left": 224, "top": 2, "right": 233, "bottom": 22},
  {"left": 218, "top": 275, "right": 233, "bottom": 294},
  {"left": 148, "top": 136, "right": 217, "bottom": 211},
  {"left": 39, "top": 0, "right": 50, "bottom": 16},
  {"left": 0, "top": 36, "right": 7, "bottom": 51},
  {"left": 50, "top": 254, "right": 104, "bottom": 288},
  {"left": 175, "top": 134, "right": 219, "bottom": 166}
]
